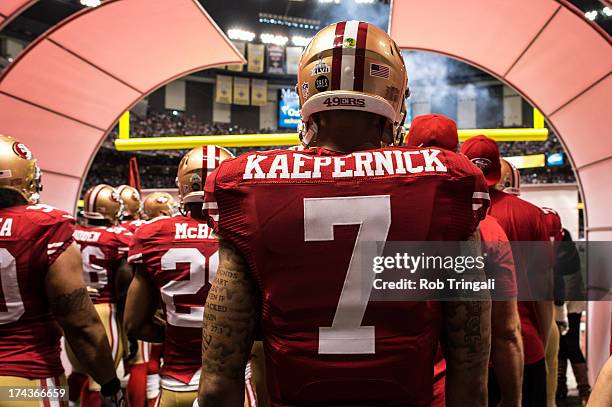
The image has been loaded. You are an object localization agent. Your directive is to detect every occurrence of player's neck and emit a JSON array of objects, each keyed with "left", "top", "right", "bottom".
[
  {"left": 315, "top": 128, "right": 382, "bottom": 153},
  {"left": 85, "top": 219, "right": 112, "bottom": 228},
  {"left": 0, "top": 190, "right": 28, "bottom": 208},
  {"left": 185, "top": 204, "right": 205, "bottom": 221}
]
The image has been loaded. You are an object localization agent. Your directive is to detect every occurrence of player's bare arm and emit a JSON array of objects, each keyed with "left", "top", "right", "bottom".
[
  {"left": 442, "top": 231, "right": 492, "bottom": 407},
  {"left": 491, "top": 300, "right": 523, "bottom": 407},
  {"left": 124, "top": 266, "right": 165, "bottom": 343},
  {"left": 45, "top": 242, "right": 118, "bottom": 386},
  {"left": 535, "top": 300, "right": 554, "bottom": 347},
  {"left": 587, "top": 356, "right": 612, "bottom": 407},
  {"left": 115, "top": 258, "right": 134, "bottom": 309},
  {"left": 197, "top": 238, "right": 261, "bottom": 406},
  {"left": 250, "top": 340, "right": 270, "bottom": 406}
]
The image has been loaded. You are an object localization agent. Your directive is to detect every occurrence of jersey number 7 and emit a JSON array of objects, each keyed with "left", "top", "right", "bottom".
[{"left": 304, "top": 195, "right": 391, "bottom": 355}]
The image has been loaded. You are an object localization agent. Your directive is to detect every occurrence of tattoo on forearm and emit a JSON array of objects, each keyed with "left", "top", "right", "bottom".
[
  {"left": 444, "top": 300, "right": 490, "bottom": 365},
  {"left": 201, "top": 239, "right": 260, "bottom": 381},
  {"left": 49, "top": 287, "right": 92, "bottom": 317}
]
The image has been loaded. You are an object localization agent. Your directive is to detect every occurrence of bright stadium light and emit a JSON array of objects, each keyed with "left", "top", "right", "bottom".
[
  {"left": 292, "top": 35, "right": 311, "bottom": 47},
  {"left": 261, "top": 33, "right": 289, "bottom": 46},
  {"left": 585, "top": 10, "right": 598, "bottom": 21},
  {"left": 80, "top": 0, "right": 101, "bottom": 7},
  {"left": 227, "top": 29, "right": 256, "bottom": 42},
  {"left": 603, "top": 7, "right": 612, "bottom": 17}
]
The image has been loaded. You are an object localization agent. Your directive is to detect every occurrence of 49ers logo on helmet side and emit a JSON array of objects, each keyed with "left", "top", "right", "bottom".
[{"left": 12, "top": 142, "right": 32, "bottom": 160}]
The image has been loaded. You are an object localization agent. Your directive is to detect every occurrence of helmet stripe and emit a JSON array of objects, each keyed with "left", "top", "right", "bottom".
[
  {"left": 331, "top": 21, "right": 346, "bottom": 90},
  {"left": 353, "top": 22, "right": 369, "bottom": 92},
  {"left": 206, "top": 145, "right": 217, "bottom": 169},
  {"left": 339, "top": 21, "right": 360, "bottom": 90},
  {"left": 89, "top": 185, "right": 104, "bottom": 213}
]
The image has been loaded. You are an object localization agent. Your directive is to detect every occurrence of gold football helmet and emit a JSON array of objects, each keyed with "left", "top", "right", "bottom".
[
  {"left": 82, "top": 184, "right": 123, "bottom": 223},
  {"left": 0, "top": 135, "right": 42, "bottom": 203},
  {"left": 297, "top": 21, "right": 409, "bottom": 146},
  {"left": 176, "top": 145, "right": 234, "bottom": 206},
  {"left": 497, "top": 158, "right": 521, "bottom": 196},
  {"left": 143, "top": 192, "right": 176, "bottom": 219},
  {"left": 116, "top": 185, "right": 142, "bottom": 219}
]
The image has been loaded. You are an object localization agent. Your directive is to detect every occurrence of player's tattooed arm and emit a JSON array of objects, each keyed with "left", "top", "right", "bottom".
[
  {"left": 46, "top": 243, "right": 118, "bottom": 386},
  {"left": 124, "top": 266, "right": 164, "bottom": 343},
  {"left": 197, "top": 238, "right": 261, "bottom": 407},
  {"left": 441, "top": 231, "right": 492, "bottom": 407}
]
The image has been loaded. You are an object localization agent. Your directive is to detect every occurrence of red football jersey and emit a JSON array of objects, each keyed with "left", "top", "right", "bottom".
[
  {"left": 541, "top": 208, "right": 562, "bottom": 243},
  {"left": 122, "top": 219, "right": 146, "bottom": 234},
  {"left": 204, "top": 147, "right": 489, "bottom": 405},
  {"left": 488, "top": 189, "right": 550, "bottom": 364},
  {"left": 128, "top": 215, "right": 218, "bottom": 385},
  {"left": 73, "top": 224, "right": 131, "bottom": 304},
  {"left": 0, "top": 204, "right": 75, "bottom": 378},
  {"left": 481, "top": 215, "right": 517, "bottom": 298}
]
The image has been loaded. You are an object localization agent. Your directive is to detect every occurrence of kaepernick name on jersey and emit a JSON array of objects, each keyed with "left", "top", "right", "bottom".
[{"left": 243, "top": 148, "right": 448, "bottom": 180}]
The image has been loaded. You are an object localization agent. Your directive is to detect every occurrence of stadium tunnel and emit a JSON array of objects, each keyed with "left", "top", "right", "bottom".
[{"left": 0, "top": 0, "right": 610, "bottom": 380}]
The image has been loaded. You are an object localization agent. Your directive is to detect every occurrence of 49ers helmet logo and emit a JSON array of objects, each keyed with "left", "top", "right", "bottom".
[{"left": 13, "top": 142, "right": 32, "bottom": 160}]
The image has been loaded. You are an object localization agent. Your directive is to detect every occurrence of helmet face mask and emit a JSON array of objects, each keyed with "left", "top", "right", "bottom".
[
  {"left": 176, "top": 145, "right": 234, "bottom": 213},
  {"left": 296, "top": 21, "right": 409, "bottom": 147},
  {"left": 0, "top": 135, "right": 42, "bottom": 204}
]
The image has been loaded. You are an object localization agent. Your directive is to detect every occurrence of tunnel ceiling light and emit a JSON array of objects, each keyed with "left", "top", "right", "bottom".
[
  {"left": 261, "top": 33, "right": 289, "bottom": 46},
  {"left": 585, "top": 10, "right": 598, "bottom": 21},
  {"left": 80, "top": 0, "right": 101, "bottom": 7},
  {"left": 292, "top": 35, "right": 311, "bottom": 47},
  {"left": 227, "top": 28, "right": 256, "bottom": 42}
]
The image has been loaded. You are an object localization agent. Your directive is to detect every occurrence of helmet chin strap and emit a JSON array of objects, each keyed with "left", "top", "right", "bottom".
[{"left": 299, "top": 120, "right": 318, "bottom": 147}]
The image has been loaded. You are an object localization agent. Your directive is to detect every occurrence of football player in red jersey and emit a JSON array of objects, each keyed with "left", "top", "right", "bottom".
[
  {"left": 124, "top": 191, "right": 175, "bottom": 407},
  {"left": 0, "top": 135, "right": 124, "bottom": 406},
  {"left": 462, "top": 135, "right": 553, "bottom": 407},
  {"left": 539, "top": 206, "right": 565, "bottom": 407},
  {"left": 406, "top": 114, "right": 523, "bottom": 407},
  {"left": 197, "top": 21, "right": 492, "bottom": 406},
  {"left": 124, "top": 146, "right": 259, "bottom": 407},
  {"left": 70, "top": 184, "right": 133, "bottom": 407}
]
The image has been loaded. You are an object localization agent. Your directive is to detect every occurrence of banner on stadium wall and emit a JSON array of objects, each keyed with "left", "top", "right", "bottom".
[
  {"left": 285, "top": 46, "right": 302, "bottom": 75},
  {"left": 506, "top": 154, "right": 546, "bottom": 169},
  {"left": 267, "top": 45, "right": 284, "bottom": 74},
  {"left": 251, "top": 79, "right": 268, "bottom": 106},
  {"left": 233, "top": 77, "right": 250, "bottom": 106},
  {"left": 248, "top": 43, "right": 265, "bottom": 74},
  {"left": 215, "top": 75, "right": 233, "bottom": 104},
  {"left": 227, "top": 41, "right": 245, "bottom": 72},
  {"left": 278, "top": 88, "right": 300, "bottom": 128}
]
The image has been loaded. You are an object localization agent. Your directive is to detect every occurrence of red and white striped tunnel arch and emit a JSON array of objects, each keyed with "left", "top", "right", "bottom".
[{"left": 0, "top": 0, "right": 245, "bottom": 213}]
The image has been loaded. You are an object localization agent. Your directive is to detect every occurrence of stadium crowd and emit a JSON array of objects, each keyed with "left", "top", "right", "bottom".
[{"left": 84, "top": 112, "right": 576, "bottom": 191}]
